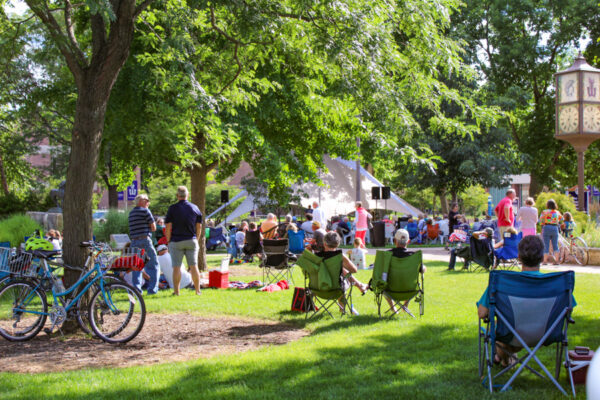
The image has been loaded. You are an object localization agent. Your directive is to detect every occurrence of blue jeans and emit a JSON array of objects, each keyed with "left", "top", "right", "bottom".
[
  {"left": 542, "top": 225, "right": 559, "bottom": 255},
  {"left": 131, "top": 237, "right": 159, "bottom": 294}
]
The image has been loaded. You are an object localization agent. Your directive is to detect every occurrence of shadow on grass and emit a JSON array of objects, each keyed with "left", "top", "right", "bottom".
[{"left": 52, "top": 322, "right": 581, "bottom": 400}]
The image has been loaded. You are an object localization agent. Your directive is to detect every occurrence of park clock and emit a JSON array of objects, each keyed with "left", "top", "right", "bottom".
[
  {"left": 583, "top": 104, "right": 600, "bottom": 133},
  {"left": 559, "top": 105, "right": 579, "bottom": 134}
]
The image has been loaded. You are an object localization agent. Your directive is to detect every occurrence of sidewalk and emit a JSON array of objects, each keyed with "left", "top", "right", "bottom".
[{"left": 366, "top": 247, "right": 600, "bottom": 275}]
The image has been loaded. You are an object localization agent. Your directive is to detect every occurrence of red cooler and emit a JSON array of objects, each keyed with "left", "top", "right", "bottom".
[
  {"left": 569, "top": 346, "right": 594, "bottom": 385},
  {"left": 208, "top": 270, "right": 229, "bottom": 289}
]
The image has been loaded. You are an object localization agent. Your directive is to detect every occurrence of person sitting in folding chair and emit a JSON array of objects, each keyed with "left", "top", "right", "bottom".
[
  {"left": 493, "top": 227, "right": 521, "bottom": 270},
  {"left": 477, "top": 235, "right": 578, "bottom": 395},
  {"left": 261, "top": 238, "right": 294, "bottom": 285},
  {"left": 370, "top": 229, "right": 425, "bottom": 317},
  {"left": 242, "top": 223, "right": 263, "bottom": 262},
  {"left": 297, "top": 232, "right": 367, "bottom": 318}
]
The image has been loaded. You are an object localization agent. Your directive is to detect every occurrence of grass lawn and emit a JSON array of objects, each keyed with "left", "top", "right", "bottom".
[{"left": 1, "top": 255, "right": 599, "bottom": 399}]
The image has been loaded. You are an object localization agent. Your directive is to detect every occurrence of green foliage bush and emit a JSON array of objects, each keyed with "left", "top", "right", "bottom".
[
  {"left": 0, "top": 192, "right": 54, "bottom": 217},
  {"left": 93, "top": 210, "right": 129, "bottom": 243},
  {"left": 0, "top": 214, "right": 42, "bottom": 247}
]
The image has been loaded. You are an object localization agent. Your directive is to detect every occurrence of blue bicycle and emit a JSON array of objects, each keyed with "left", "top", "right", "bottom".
[{"left": 0, "top": 242, "right": 145, "bottom": 344}]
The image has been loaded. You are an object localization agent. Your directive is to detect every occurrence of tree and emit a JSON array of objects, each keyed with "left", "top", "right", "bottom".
[
  {"left": 6, "top": 0, "right": 157, "bottom": 278},
  {"left": 460, "top": 185, "right": 489, "bottom": 218},
  {"left": 100, "top": 0, "right": 498, "bottom": 270},
  {"left": 455, "top": 0, "right": 600, "bottom": 195}
]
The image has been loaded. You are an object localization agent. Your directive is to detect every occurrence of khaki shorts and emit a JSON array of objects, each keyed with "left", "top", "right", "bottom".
[{"left": 169, "top": 239, "right": 199, "bottom": 267}]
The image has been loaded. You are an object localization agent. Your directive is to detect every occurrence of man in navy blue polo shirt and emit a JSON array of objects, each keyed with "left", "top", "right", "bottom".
[
  {"left": 165, "top": 186, "right": 203, "bottom": 295},
  {"left": 128, "top": 194, "right": 159, "bottom": 294}
]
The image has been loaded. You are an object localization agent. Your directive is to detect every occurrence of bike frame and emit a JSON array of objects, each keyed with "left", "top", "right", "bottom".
[{"left": 11, "top": 248, "right": 117, "bottom": 317}]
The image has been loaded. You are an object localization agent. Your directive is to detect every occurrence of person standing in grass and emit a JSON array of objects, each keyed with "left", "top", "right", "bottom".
[
  {"left": 494, "top": 189, "right": 516, "bottom": 236},
  {"left": 128, "top": 194, "right": 159, "bottom": 295},
  {"left": 165, "top": 186, "right": 203, "bottom": 296},
  {"left": 539, "top": 199, "right": 563, "bottom": 265},
  {"left": 516, "top": 197, "right": 538, "bottom": 237},
  {"left": 354, "top": 201, "right": 372, "bottom": 245}
]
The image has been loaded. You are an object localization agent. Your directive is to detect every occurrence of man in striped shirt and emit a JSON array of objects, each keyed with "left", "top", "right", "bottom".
[{"left": 128, "top": 194, "right": 159, "bottom": 295}]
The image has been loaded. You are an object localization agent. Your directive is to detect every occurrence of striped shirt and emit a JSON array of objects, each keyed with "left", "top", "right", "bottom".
[{"left": 128, "top": 207, "right": 155, "bottom": 238}]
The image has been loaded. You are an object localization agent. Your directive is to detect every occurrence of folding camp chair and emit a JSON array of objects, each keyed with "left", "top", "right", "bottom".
[
  {"left": 206, "top": 227, "right": 227, "bottom": 251},
  {"left": 370, "top": 250, "right": 424, "bottom": 318},
  {"left": 287, "top": 230, "right": 306, "bottom": 254},
  {"left": 425, "top": 224, "right": 441, "bottom": 244},
  {"left": 242, "top": 230, "right": 263, "bottom": 262},
  {"left": 260, "top": 239, "right": 294, "bottom": 285},
  {"left": 227, "top": 228, "right": 239, "bottom": 260},
  {"left": 469, "top": 235, "right": 494, "bottom": 272},
  {"left": 493, "top": 232, "right": 522, "bottom": 270},
  {"left": 478, "top": 270, "right": 576, "bottom": 395},
  {"left": 296, "top": 249, "right": 353, "bottom": 319}
]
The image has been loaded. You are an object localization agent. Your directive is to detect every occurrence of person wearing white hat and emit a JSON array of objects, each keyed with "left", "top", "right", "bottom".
[{"left": 157, "top": 244, "right": 192, "bottom": 290}]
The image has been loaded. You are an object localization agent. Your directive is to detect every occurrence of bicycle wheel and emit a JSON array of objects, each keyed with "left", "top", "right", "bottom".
[
  {"left": 572, "top": 237, "right": 589, "bottom": 265},
  {"left": 0, "top": 281, "right": 47, "bottom": 341},
  {"left": 76, "top": 275, "right": 124, "bottom": 336},
  {"left": 88, "top": 281, "right": 145, "bottom": 344}
]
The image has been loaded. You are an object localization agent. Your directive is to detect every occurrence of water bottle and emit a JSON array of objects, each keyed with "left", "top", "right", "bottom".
[{"left": 54, "top": 277, "right": 66, "bottom": 293}]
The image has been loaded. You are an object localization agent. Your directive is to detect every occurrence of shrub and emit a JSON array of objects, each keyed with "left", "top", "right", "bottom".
[
  {"left": 93, "top": 210, "right": 129, "bottom": 243},
  {"left": 0, "top": 214, "right": 43, "bottom": 247},
  {"left": 581, "top": 224, "right": 600, "bottom": 248},
  {"left": 0, "top": 191, "right": 55, "bottom": 218}
]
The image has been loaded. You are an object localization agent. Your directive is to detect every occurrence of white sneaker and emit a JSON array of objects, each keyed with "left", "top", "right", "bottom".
[{"left": 351, "top": 306, "right": 359, "bottom": 316}]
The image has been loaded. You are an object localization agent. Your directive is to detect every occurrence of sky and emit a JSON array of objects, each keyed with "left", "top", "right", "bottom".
[{"left": 4, "top": 0, "right": 27, "bottom": 15}]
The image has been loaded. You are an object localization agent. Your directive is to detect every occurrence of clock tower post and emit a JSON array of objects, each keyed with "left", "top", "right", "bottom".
[{"left": 555, "top": 52, "right": 600, "bottom": 211}]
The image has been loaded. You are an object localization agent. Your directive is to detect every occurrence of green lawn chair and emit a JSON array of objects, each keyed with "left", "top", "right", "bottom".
[
  {"left": 371, "top": 250, "right": 424, "bottom": 318},
  {"left": 296, "top": 249, "right": 354, "bottom": 319}
]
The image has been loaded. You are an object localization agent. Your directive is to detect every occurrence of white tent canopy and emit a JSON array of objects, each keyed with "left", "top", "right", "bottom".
[{"left": 216, "top": 156, "right": 422, "bottom": 224}]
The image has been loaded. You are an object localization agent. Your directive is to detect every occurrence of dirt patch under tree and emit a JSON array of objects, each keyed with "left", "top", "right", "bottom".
[{"left": 0, "top": 314, "right": 309, "bottom": 374}]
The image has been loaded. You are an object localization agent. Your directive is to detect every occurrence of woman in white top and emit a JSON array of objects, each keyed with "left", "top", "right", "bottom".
[{"left": 516, "top": 197, "right": 538, "bottom": 237}]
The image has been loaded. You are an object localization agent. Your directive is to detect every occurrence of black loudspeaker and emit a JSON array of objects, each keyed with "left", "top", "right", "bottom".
[
  {"left": 381, "top": 186, "right": 391, "bottom": 200},
  {"left": 371, "top": 187, "right": 381, "bottom": 200},
  {"left": 221, "top": 190, "right": 229, "bottom": 203}
]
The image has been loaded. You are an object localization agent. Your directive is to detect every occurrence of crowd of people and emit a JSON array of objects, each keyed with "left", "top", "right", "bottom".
[{"left": 105, "top": 184, "right": 578, "bottom": 299}]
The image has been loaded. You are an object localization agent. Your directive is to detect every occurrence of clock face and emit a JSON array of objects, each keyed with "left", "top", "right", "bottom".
[
  {"left": 559, "top": 105, "right": 578, "bottom": 134},
  {"left": 583, "top": 104, "right": 600, "bottom": 132}
]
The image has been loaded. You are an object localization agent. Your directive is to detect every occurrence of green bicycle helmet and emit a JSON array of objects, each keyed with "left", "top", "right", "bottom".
[{"left": 25, "top": 230, "right": 54, "bottom": 251}]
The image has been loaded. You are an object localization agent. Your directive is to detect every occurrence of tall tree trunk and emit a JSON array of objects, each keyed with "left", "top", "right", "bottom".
[
  {"left": 102, "top": 173, "right": 120, "bottom": 209},
  {"left": 0, "top": 153, "right": 9, "bottom": 195},
  {"left": 529, "top": 172, "right": 544, "bottom": 198},
  {"left": 62, "top": 90, "right": 108, "bottom": 275},
  {"left": 439, "top": 191, "right": 449, "bottom": 214},
  {"left": 190, "top": 166, "right": 208, "bottom": 272},
  {"left": 108, "top": 185, "right": 119, "bottom": 209}
]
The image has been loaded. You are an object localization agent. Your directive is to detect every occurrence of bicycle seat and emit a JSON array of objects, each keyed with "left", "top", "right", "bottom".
[
  {"left": 30, "top": 249, "right": 62, "bottom": 259},
  {"left": 79, "top": 241, "right": 93, "bottom": 247}
]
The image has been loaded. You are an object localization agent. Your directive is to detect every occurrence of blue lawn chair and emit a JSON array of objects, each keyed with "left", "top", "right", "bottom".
[
  {"left": 227, "top": 228, "right": 238, "bottom": 259},
  {"left": 406, "top": 222, "right": 418, "bottom": 240},
  {"left": 288, "top": 230, "right": 306, "bottom": 254},
  {"left": 494, "top": 232, "right": 522, "bottom": 270},
  {"left": 478, "top": 270, "right": 576, "bottom": 395},
  {"left": 206, "top": 227, "right": 227, "bottom": 251}
]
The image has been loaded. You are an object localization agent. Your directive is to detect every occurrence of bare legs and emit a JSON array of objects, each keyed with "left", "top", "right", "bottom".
[
  {"left": 189, "top": 264, "right": 201, "bottom": 295},
  {"left": 172, "top": 265, "right": 201, "bottom": 295},
  {"left": 173, "top": 266, "right": 181, "bottom": 296}
]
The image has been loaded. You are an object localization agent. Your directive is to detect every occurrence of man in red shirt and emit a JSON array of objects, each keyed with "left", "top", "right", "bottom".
[{"left": 494, "top": 189, "right": 517, "bottom": 236}]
